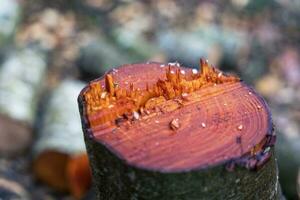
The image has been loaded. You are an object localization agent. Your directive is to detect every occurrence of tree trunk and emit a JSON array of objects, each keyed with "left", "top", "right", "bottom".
[
  {"left": 79, "top": 60, "right": 279, "bottom": 199},
  {"left": 0, "top": 49, "right": 47, "bottom": 156},
  {"left": 33, "top": 79, "right": 91, "bottom": 199}
]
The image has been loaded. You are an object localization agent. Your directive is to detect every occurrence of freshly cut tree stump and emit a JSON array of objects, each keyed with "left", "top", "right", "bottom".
[
  {"left": 33, "top": 80, "right": 91, "bottom": 199},
  {"left": 78, "top": 60, "right": 278, "bottom": 200}
]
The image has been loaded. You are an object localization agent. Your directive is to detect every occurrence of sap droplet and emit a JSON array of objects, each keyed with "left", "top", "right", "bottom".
[
  {"left": 180, "top": 70, "right": 186, "bottom": 75},
  {"left": 257, "top": 105, "right": 262, "bottom": 110},
  {"left": 133, "top": 111, "right": 140, "bottom": 120},
  {"left": 201, "top": 122, "right": 206, "bottom": 128},
  {"left": 237, "top": 125, "right": 243, "bottom": 131},
  {"left": 248, "top": 91, "right": 252, "bottom": 95},
  {"left": 192, "top": 69, "right": 198, "bottom": 74},
  {"left": 155, "top": 120, "right": 159, "bottom": 123}
]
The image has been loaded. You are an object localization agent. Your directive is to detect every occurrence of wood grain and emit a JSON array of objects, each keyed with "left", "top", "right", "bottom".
[{"left": 79, "top": 62, "right": 273, "bottom": 172}]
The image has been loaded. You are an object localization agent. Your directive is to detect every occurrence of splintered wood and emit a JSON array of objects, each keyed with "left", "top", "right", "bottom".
[
  {"left": 80, "top": 60, "right": 275, "bottom": 172},
  {"left": 84, "top": 59, "right": 239, "bottom": 127},
  {"left": 78, "top": 60, "right": 278, "bottom": 199}
]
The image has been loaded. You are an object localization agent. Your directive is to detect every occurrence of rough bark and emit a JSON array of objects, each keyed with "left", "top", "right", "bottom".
[
  {"left": 84, "top": 135, "right": 279, "bottom": 200},
  {"left": 79, "top": 61, "right": 279, "bottom": 200}
]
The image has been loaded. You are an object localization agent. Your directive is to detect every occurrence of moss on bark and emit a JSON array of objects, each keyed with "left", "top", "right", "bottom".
[{"left": 83, "top": 132, "right": 279, "bottom": 200}]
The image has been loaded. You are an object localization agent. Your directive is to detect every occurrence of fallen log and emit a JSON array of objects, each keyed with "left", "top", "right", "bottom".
[
  {"left": 33, "top": 80, "right": 91, "bottom": 199},
  {"left": 78, "top": 60, "right": 279, "bottom": 199},
  {"left": 0, "top": 49, "right": 47, "bottom": 156}
]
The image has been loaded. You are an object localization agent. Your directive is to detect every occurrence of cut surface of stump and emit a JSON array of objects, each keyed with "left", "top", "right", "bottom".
[{"left": 78, "top": 60, "right": 277, "bottom": 199}]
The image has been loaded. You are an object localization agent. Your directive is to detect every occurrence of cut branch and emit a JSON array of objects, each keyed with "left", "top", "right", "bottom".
[{"left": 78, "top": 60, "right": 279, "bottom": 199}]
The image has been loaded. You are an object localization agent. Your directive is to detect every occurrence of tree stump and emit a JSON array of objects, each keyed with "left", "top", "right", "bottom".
[{"left": 78, "top": 60, "right": 279, "bottom": 200}]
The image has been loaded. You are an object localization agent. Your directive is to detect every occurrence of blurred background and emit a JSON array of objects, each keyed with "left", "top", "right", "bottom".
[{"left": 0, "top": 0, "right": 299, "bottom": 199}]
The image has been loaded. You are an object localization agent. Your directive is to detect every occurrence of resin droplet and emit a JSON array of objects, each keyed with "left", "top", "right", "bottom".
[
  {"left": 237, "top": 125, "right": 243, "bottom": 131},
  {"left": 133, "top": 111, "right": 140, "bottom": 120},
  {"left": 257, "top": 105, "right": 262, "bottom": 110}
]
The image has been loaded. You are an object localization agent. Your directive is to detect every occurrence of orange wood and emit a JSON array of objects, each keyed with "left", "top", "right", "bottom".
[{"left": 80, "top": 61, "right": 272, "bottom": 172}]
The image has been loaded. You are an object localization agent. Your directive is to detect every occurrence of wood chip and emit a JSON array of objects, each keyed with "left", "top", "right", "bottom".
[{"left": 170, "top": 118, "right": 180, "bottom": 130}]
